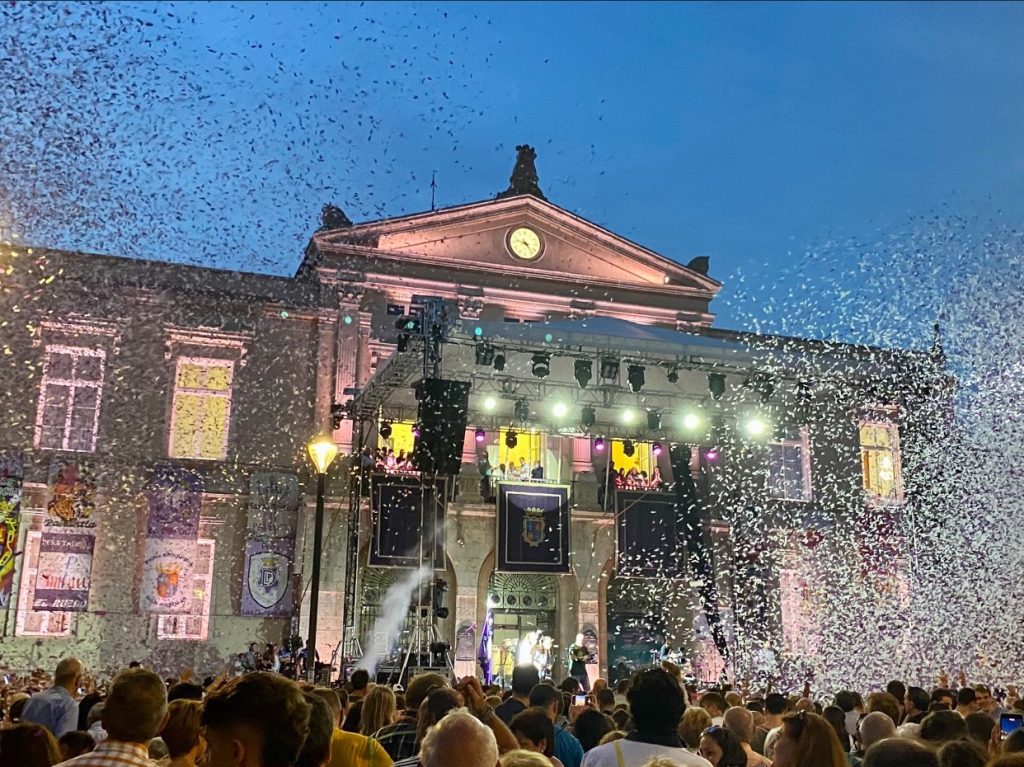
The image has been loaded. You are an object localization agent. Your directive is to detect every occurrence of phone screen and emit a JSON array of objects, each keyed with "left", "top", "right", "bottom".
[
  {"left": 573, "top": 694, "right": 587, "bottom": 707},
  {"left": 1001, "top": 713, "right": 1024, "bottom": 739}
]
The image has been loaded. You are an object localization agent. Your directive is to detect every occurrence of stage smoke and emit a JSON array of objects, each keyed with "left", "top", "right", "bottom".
[{"left": 358, "top": 562, "right": 432, "bottom": 677}]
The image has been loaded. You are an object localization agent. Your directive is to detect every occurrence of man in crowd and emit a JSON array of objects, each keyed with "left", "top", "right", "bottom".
[
  {"left": 973, "top": 684, "right": 999, "bottom": 719},
  {"left": 57, "top": 668, "right": 168, "bottom": 767},
  {"left": 296, "top": 693, "right": 335, "bottom": 767},
  {"left": 497, "top": 664, "right": 540, "bottom": 725},
  {"left": 374, "top": 672, "right": 448, "bottom": 761},
  {"left": 857, "top": 711, "right": 897, "bottom": 756},
  {"left": 348, "top": 670, "right": 370, "bottom": 704},
  {"left": 529, "top": 683, "right": 585, "bottom": 767},
  {"left": 863, "top": 738, "right": 940, "bottom": 767},
  {"left": 419, "top": 710, "right": 499, "bottom": 767},
  {"left": 698, "top": 691, "right": 727, "bottom": 726},
  {"left": 313, "top": 687, "right": 393, "bottom": 767},
  {"left": 722, "top": 706, "right": 770, "bottom": 767},
  {"left": 21, "top": 657, "right": 83, "bottom": 737},
  {"left": 752, "top": 692, "right": 786, "bottom": 755},
  {"left": 201, "top": 671, "right": 311, "bottom": 767},
  {"left": 955, "top": 687, "right": 979, "bottom": 717},
  {"left": 931, "top": 687, "right": 955, "bottom": 709}
]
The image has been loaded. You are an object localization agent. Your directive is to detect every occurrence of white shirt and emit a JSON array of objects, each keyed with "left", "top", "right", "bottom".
[
  {"left": 763, "top": 725, "right": 783, "bottom": 759},
  {"left": 582, "top": 740, "right": 712, "bottom": 767}
]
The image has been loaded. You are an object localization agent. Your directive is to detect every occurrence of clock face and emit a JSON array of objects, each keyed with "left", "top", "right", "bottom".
[{"left": 506, "top": 226, "right": 543, "bottom": 261}]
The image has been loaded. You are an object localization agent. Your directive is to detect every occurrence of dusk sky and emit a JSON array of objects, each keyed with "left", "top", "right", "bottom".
[{"left": 3, "top": 1, "right": 1023, "bottom": 339}]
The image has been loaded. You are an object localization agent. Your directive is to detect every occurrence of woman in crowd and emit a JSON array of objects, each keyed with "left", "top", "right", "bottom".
[
  {"left": 160, "top": 699, "right": 206, "bottom": 767},
  {"left": 572, "top": 708, "right": 613, "bottom": 753},
  {"left": 360, "top": 685, "right": 398, "bottom": 738},
  {"left": 0, "top": 722, "right": 62, "bottom": 767},
  {"left": 772, "top": 711, "right": 847, "bottom": 767},
  {"left": 57, "top": 731, "right": 96, "bottom": 760},
  {"left": 649, "top": 467, "right": 664, "bottom": 490},
  {"left": 510, "top": 707, "right": 564, "bottom": 766},
  {"left": 679, "top": 706, "right": 712, "bottom": 751},
  {"left": 698, "top": 725, "right": 747, "bottom": 767},
  {"left": 822, "top": 705, "right": 856, "bottom": 764}
]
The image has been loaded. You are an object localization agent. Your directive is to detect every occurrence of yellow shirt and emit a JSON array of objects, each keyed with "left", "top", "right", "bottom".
[{"left": 329, "top": 728, "right": 395, "bottom": 767}]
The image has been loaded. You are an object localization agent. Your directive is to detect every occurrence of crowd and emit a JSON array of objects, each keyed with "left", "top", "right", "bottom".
[{"left": 2, "top": 656, "right": 1024, "bottom": 767}]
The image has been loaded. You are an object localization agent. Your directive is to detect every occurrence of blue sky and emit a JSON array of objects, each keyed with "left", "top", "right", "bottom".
[{"left": 2, "top": 1, "right": 1022, "bottom": 340}]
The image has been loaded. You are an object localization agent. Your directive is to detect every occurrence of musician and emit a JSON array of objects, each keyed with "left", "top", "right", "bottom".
[
  {"left": 567, "top": 632, "right": 593, "bottom": 692},
  {"left": 658, "top": 639, "right": 672, "bottom": 662}
]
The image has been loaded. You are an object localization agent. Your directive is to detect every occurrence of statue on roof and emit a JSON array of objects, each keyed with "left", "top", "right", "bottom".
[
  {"left": 319, "top": 203, "right": 352, "bottom": 231},
  {"left": 497, "top": 145, "right": 546, "bottom": 201}
]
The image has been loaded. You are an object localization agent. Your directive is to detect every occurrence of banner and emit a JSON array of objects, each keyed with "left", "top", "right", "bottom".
[
  {"left": 370, "top": 474, "right": 446, "bottom": 569},
  {"left": 241, "top": 537, "right": 294, "bottom": 617},
  {"left": 247, "top": 472, "right": 299, "bottom": 539},
  {"left": 615, "top": 490, "right": 686, "bottom": 578},
  {"left": 496, "top": 483, "right": 570, "bottom": 574},
  {"left": 34, "top": 460, "right": 98, "bottom": 611},
  {"left": 140, "top": 465, "right": 203, "bottom": 614},
  {"left": 0, "top": 454, "right": 24, "bottom": 609}
]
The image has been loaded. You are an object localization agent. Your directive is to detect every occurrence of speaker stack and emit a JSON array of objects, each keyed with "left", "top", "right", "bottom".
[{"left": 413, "top": 378, "right": 470, "bottom": 476}]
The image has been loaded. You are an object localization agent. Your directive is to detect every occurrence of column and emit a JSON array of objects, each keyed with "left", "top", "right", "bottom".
[
  {"left": 314, "top": 309, "right": 338, "bottom": 433},
  {"left": 333, "top": 294, "right": 363, "bottom": 453},
  {"left": 454, "top": 585, "right": 477, "bottom": 679},
  {"left": 578, "top": 590, "right": 601, "bottom": 686}
]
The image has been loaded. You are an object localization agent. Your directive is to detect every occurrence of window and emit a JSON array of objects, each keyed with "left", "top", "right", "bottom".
[
  {"left": 768, "top": 426, "right": 812, "bottom": 502},
  {"left": 169, "top": 358, "right": 234, "bottom": 460},
  {"left": 34, "top": 345, "right": 105, "bottom": 452},
  {"left": 860, "top": 421, "right": 902, "bottom": 503},
  {"left": 15, "top": 531, "right": 72, "bottom": 638},
  {"left": 610, "top": 440, "right": 653, "bottom": 476},
  {"left": 378, "top": 420, "right": 416, "bottom": 457},
  {"left": 497, "top": 428, "right": 543, "bottom": 478},
  {"left": 386, "top": 303, "right": 405, "bottom": 316},
  {"left": 157, "top": 538, "right": 215, "bottom": 641}
]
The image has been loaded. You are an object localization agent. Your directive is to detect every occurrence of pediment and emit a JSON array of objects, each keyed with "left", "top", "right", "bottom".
[{"left": 312, "top": 196, "right": 720, "bottom": 297}]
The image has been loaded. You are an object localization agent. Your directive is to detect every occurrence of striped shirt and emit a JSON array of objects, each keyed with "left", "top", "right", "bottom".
[{"left": 57, "top": 740, "right": 158, "bottom": 767}]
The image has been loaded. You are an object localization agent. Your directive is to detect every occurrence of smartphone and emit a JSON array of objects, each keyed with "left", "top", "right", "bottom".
[
  {"left": 1001, "top": 713, "right": 1024, "bottom": 740},
  {"left": 573, "top": 694, "right": 587, "bottom": 707}
]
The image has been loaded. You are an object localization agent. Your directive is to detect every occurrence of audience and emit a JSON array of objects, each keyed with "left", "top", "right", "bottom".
[
  {"left": 0, "top": 722, "right": 62, "bottom": 766},
  {"left": 935, "top": 739, "right": 986, "bottom": 767},
  {"left": 295, "top": 693, "right": 334, "bottom": 767},
  {"left": 58, "top": 730, "right": 97, "bottom": 760},
  {"left": 572, "top": 708, "right": 613, "bottom": 753},
  {"left": 313, "top": 687, "right": 393, "bottom": 767},
  {"left": 420, "top": 710, "right": 499, "bottom": 767},
  {"left": 511, "top": 707, "right": 564, "bottom": 766},
  {"left": 722, "top": 706, "right": 770, "bottom": 767},
  {"left": 360, "top": 686, "right": 397, "bottom": 738},
  {"left": 21, "top": 658, "right": 84, "bottom": 738},
  {"left": 772, "top": 711, "right": 846, "bottom": 767},
  {"left": 857, "top": 711, "right": 896, "bottom": 755},
  {"left": 498, "top": 666, "right": 541, "bottom": 725},
  {"left": 375, "top": 672, "right": 447, "bottom": 761},
  {"left": 680, "top": 706, "right": 713, "bottom": 750},
  {"left": 529, "top": 683, "right": 585, "bottom": 767},
  {"left": 862, "top": 738, "right": 939, "bottom": 767},
  {"left": 160, "top": 699, "right": 206, "bottom": 767},
  {"left": 698, "top": 725, "right": 747, "bottom": 767}
]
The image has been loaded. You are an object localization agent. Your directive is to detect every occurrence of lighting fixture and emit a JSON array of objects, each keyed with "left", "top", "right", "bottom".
[
  {"left": 581, "top": 406, "right": 596, "bottom": 428},
  {"left": 708, "top": 372, "right": 726, "bottom": 400},
  {"left": 552, "top": 402, "right": 568, "bottom": 419},
  {"left": 475, "top": 428, "right": 486, "bottom": 443},
  {"left": 666, "top": 365, "right": 679, "bottom": 384},
  {"left": 627, "top": 364, "right": 646, "bottom": 393},
  {"left": 379, "top": 420, "right": 393, "bottom": 439},
  {"left": 682, "top": 411, "right": 702, "bottom": 431},
  {"left": 505, "top": 430, "right": 518, "bottom": 449},
  {"left": 306, "top": 435, "right": 339, "bottom": 475},
  {"left": 593, "top": 437, "right": 605, "bottom": 452},
  {"left": 705, "top": 447, "right": 720, "bottom": 462},
  {"left": 475, "top": 342, "right": 495, "bottom": 366},
  {"left": 574, "top": 359, "right": 593, "bottom": 388},
  {"left": 652, "top": 442, "right": 663, "bottom": 457},
  {"left": 647, "top": 410, "right": 661, "bottom": 431},
  {"left": 493, "top": 353, "right": 506, "bottom": 371},
  {"left": 531, "top": 352, "right": 551, "bottom": 378},
  {"left": 412, "top": 423, "right": 422, "bottom": 438},
  {"left": 483, "top": 396, "right": 497, "bottom": 412},
  {"left": 623, "top": 440, "right": 636, "bottom": 458},
  {"left": 600, "top": 357, "right": 620, "bottom": 380},
  {"left": 515, "top": 399, "right": 529, "bottom": 421},
  {"left": 743, "top": 415, "right": 768, "bottom": 438},
  {"left": 621, "top": 408, "right": 636, "bottom": 424}
]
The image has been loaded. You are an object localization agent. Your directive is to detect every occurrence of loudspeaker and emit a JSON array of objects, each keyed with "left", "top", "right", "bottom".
[{"left": 413, "top": 378, "right": 470, "bottom": 476}]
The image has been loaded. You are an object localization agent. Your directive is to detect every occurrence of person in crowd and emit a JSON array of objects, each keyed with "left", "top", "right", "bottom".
[
  {"left": 511, "top": 707, "right": 564, "bottom": 766},
  {"left": 771, "top": 711, "right": 847, "bottom": 767},
  {"left": 531, "top": 462, "right": 544, "bottom": 480},
  {"left": 201, "top": 671, "right": 310, "bottom": 767},
  {"left": 581, "top": 669, "right": 711, "bottom": 767},
  {"left": 572, "top": 709, "right": 613, "bottom": 753},
  {"left": 76, "top": 692, "right": 103, "bottom": 733},
  {"left": 501, "top": 750, "right": 554, "bottom": 767},
  {"left": 753, "top": 693, "right": 786, "bottom": 756},
  {"left": 650, "top": 466, "right": 664, "bottom": 490},
  {"left": 21, "top": 657, "right": 83, "bottom": 738},
  {"left": 834, "top": 691, "right": 864, "bottom": 745},
  {"left": 517, "top": 458, "right": 529, "bottom": 480},
  {"left": 0, "top": 721, "right": 62, "bottom": 766},
  {"left": 419, "top": 710, "right": 499, "bottom": 767},
  {"left": 885, "top": 681, "right": 906, "bottom": 721},
  {"left": 360, "top": 686, "right": 397, "bottom": 738},
  {"left": 920, "top": 710, "right": 968, "bottom": 747},
  {"left": 699, "top": 693, "right": 727, "bottom": 727},
  {"left": 821, "top": 707, "right": 856, "bottom": 766},
  {"left": 295, "top": 692, "right": 334, "bottom": 767},
  {"left": 58, "top": 668, "right": 168, "bottom": 767},
  {"left": 698, "top": 725, "right": 747, "bottom": 767},
  {"left": 167, "top": 682, "right": 203, "bottom": 703},
  {"left": 342, "top": 700, "right": 364, "bottom": 733},
  {"left": 312, "top": 687, "right": 393, "bottom": 767},
  {"left": 374, "top": 672, "right": 448, "bottom": 761},
  {"left": 85, "top": 702, "right": 107, "bottom": 744},
  {"left": 498, "top": 665, "right": 541, "bottom": 725},
  {"left": 932, "top": 689, "right": 956, "bottom": 709},
  {"left": 160, "top": 699, "right": 205, "bottom": 767},
  {"left": 857, "top": 712, "right": 895, "bottom": 756},
  {"left": 899, "top": 687, "right": 931, "bottom": 735},
  {"left": 1003, "top": 730, "right": 1024, "bottom": 754},
  {"left": 973, "top": 685, "right": 997, "bottom": 719},
  {"left": 861, "top": 738, "right": 939, "bottom": 767},
  {"left": 866, "top": 693, "right": 901, "bottom": 728},
  {"left": 680, "top": 706, "right": 713, "bottom": 750},
  {"left": 954, "top": 688, "right": 978, "bottom": 718},
  {"left": 722, "top": 706, "right": 771, "bottom": 767},
  {"left": 528, "top": 683, "right": 584, "bottom": 767},
  {"left": 935, "top": 740, "right": 985, "bottom": 767},
  {"left": 392, "top": 685, "right": 464, "bottom": 767},
  {"left": 964, "top": 712, "right": 996, "bottom": 746},
  {"left": 58, "top": 731, "right": 96, "bottom": 760},
  {"left": 594, "top": 689, "right": 616, "bottom": 715}
]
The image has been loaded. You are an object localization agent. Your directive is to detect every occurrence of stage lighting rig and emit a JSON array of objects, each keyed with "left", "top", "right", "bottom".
[
  {"left": 647, "top": 410, "right": 661, "bottom": 430},
  {"left": 475, "top": 428, "right": 486, "bottom": 443},
  {"left": 652, "top": 442, "right": 664, "bottom": 457},
  {"left": 627, "top": 364, "right": 646, "bottom": 393},
  {"left": 623, "top": 439, "right": 636, "bottom": 457},
  {"left": 574, "top": 359, "right": 593, "bottom": 388},
  {"left": 593, "top": 436, "right": 605, "bottom": 451},
  {"left": 666, "top": 365, "right": 680, "bottom": 384},
  {"left": 505, "top": 429, "right": 518, "bottom": 449},
  {"left": 531, "top": 353, "right": 551, "bottom": 378},
  {"left": 600, "top": 356, "right": 620, "bottom": 381},
  {"left": 330, "top": 402, "right": 346, "bottom": 430},
  {"left": 708, "top": 372, "right": 727, "bottom": 400},
  {"left": 515, "top": 399, "right": 529, "bottom": 421},
  {"left": 493, "top": 352, "right": 506, "bottom": 371},
  {"left": 379, "top": 420, "right": 393, "bottom": 439},
  {"left": 581, "top": 406, "right": 596, "bottom": 428},
  {"left": 475, "top": 342, "right": 495, "bottom": 366}
]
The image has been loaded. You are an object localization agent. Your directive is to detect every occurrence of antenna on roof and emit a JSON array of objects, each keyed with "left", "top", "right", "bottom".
[{"left": 430, "top": 171, "right": 437, "bottom": 211}]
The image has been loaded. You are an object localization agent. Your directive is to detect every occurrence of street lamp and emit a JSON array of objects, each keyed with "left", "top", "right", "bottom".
[{"left": 305, "top": 434, "right": 338, "bottom": 682}]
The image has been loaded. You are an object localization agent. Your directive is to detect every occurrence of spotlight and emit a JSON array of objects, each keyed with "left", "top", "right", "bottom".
[
  {"left": 666, "top": 366, "right": 679, "bottom": 384},
  {"left": 652, "top": 442, "right": 663, "bottom": 457},
  {"left": 708, "top": 372, "right": 726, "bottom": 400},
  {"left": 743, "top": 415, "right": 768, "bottom": 438},
  {"left": 505, "top": 430, "right": 518, "bottom": 449},
  {"left": 379, "top": 420, "right": 393, "bottom": 439},
  {"left": 412, "top": 423, "right": 422, "bottom": 439},
  {"left": 581, "top": 406, "right": 596, "bottom": 428},
  {"left": 623, "top": 440, "right": 636, "bottom": 457},
  {"left": 475, "top": 342, "right": 495, "bottom": 366},
  {"left": 622, "top": 408, "right": 636, "bottom": 424},
  {"left": 705, "top": 447, "right": 720, "bottom": 462},
  {"left": 515, "top": 399, "right": 529, "bottom": 421},
  {"left": 593, "top": 437, "right": 605, "bottom": 452},
  {"left": 483, "top": 396, "right": 497, "bottom": 411},
  {"left": 475, "top": 428, "right": 486, "bottom": 443},
  {"left": 600, "top": 357, "right": 620, "bottom": 380},
  {"left": 531, "top": 353, "right": 550, "bottom": 378},
  {"left": 682, "top": 411, "right": 702, "bottom": 431},
  {"left": 647, "top": 410, "right": 661, "bottom": 430},
  {"left": 627, "top": 364, "right": 646, "bottom": 393},
  {"left": 552, "top": 402, "right": 568, "bottom": 419},
  {"left": 493, "top": 353, "right": 506, "bottom": 371},
  {"left": 574, "top": 359, "right": 593, "bottom": 388}
]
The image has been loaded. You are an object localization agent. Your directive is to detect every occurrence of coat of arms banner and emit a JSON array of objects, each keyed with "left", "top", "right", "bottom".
[
  {"left": 615, "top": 490, "right": 686, "bottom": 578},
  {"left": 369, "top": 474, "right": 446, "bottom": 569},
  {"left": 139, "top": 464, "right": 203, "bottom": 614},
  {"left": 496, "top": 482, "right": 570, "bottom": 574},
  {"left": 240, "top": 537, "right": 294, "bottom": 617}
]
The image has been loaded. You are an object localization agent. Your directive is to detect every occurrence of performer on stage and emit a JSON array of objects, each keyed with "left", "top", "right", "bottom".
[
  {"left": 658, "top": 638, "right": 672, "bottom": 662},
  {"left": 567, "top": 632, "right": 593, "bottom": 692}
]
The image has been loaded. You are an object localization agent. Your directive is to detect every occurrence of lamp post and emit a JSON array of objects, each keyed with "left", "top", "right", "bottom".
[{"left": 305, "top": 434, "right": 338, "bottom": 682}]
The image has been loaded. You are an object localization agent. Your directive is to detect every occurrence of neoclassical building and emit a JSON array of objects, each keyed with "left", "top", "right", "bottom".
[{"left": 0, "top": 148, "right": 946, "bottom": 681}]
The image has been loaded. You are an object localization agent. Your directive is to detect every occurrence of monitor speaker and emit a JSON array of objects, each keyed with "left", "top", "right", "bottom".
[{"left": 413, "top": 378, "right": 470, "bottom": 475}]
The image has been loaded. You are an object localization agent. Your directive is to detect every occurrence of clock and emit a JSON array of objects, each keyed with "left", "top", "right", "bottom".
[{"left": 506, "top": 226, "right": 544, "bottom": 261}]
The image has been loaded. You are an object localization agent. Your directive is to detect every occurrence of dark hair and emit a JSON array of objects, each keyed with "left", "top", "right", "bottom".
[
  {"left": 1006, "top": 729, "right": 1024, "bottom": 754},
  {"left": 701, "top": 726, "right": 747, "bottom": 767},
  {"left": 699, "top": 691, "right": 726, "bottom": 714},
  {"left": 57, "top": 730, "right": 95, "bottom": 760},
  {"left": 766, "top": 692, "right": 788, "bottom": 716},
  {"left": 511, "top": 707, "right": 556, "bottom": 757},
  {"left": 416, "top": 687, "right": 463, "bottom": 745},
  {"left": 76, "top": 692, "right": 104, "bottom": 731},
  {"left": 512, "top": 665, "right": 541, "bottom": 697},
  {"left": 295, "top": 693, "right": 333, "bottom": 767},
  {"left": 596, "top": 688, "right": 615, "bottom": 709},
  {"left": 746, "top": 700, "right": 765, "bottom": 713},
  {"left": 834, "top": 690, "right": 858, "bottom": 713},
  {"left": 823, "top": 705, "right": 851, "bottom": 751},
  {"left": 937, "top": 739, "right": 986, "bottom": 767},
  {"left": 167, "top": 682, "right": 204, "bottom": 702},
  {"left": 628, "top": 669, "right": 685, "bottom": 734},
  {"left": 920, "top": 710, "right": 968, "bottom": 744},
  {"left": 201, "top": 672, "right": 311, "bottom": 767},
  {"left": 559, "top": 677, "right": 582, "bottom": 694},
  {"left": 965, "top": 712, "right": 996, "bottom": 744},
  {"left": 573, "top": 708, "right": 613, "bottom": 752},
  {"left": 350, "top": 669, "right": 370, "bottom": 691},
  {"left": 932, "top": 688, "right": 955, "bottom": 704},
  {"left": 867, "top": 692, "right": 901, "bottom": 726},
  {"left": 342, "top": 700, "right": 363, "bottom": 733},
  {"left": 528, "top": 683, "right": 562, "bottom": 715},
  {"left": 907, "top": 687, "right": 930, "bottom": 713},
  {"left": 886, "top": 680, "right": 907, "bottom": 702},
  {"left": 956, "top": 688, "right": 977, "bottom": 707},
  {"left": 863, "top": 738, "right": 940, "bottom": 767},
  {"left": 0, "top": 722, "right": 62, "bottom": 767}
]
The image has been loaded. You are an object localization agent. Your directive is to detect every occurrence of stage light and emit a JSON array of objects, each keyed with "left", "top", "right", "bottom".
[
  {"left": 708, "top": 372, "right": 726, "bottom": 400},
  {"left": 412, "top": 423, "right": 422, "bottom": 439},
  {"left": 580, "top": 406, "right": 596, "bottom": 428},
  {"left": 647, "top": 410, "right": 661, "bottom": 430},
  {"left": 600, "top": 357, "right": 619, "bottom": 380},
  {"left": 493, "top": 352, "right": 506, "bottom": 371},
  {"left": 544, "top": 332, "right": 554, "bottom": 343},
  {"left": 623, "top": 440, "right": 636, "bottom": 457},
  {"left": 343, "top": 315, "right": 353, "bottom": 325},
  {"left": 593, "top": 437, "right": 605, "bottom": 452},
  {"left": 531, "top": 352, "right": 550, "bottom": 378},
  {"left": 473, "top": 326, "right": 483, "bottom": 337},
  {"left": 552, "top": 402, "right": 568, "bottom": 419},
  {"left": 574, "top": 359, "right": 593, "bottom": 388},
  {"left": 483, "top": 396, "right": 497, "bottom": 411},
  {"left": 652, "top": 442, "right": 663, "bottom": 457},
  {"left": 475, "top": 428, "right": 486, "bottom": 443},
  {"left": 682, "top": 411, "right": 702, "bottom": 431},
  {"left": 743, "top": 415, "right": 769, "bottom": 438},
  {"left": 622, "top": 408, "right": 636, "bottom": 424},
  {"left": 475, "top": 342, "right": 494, "bottom": 366},
  {"left": 379, "top": 420, "right": 393, "bottom": 439},
  {"left": 666, "top": 366, "right": 679, "bottom": 384},
  {"left": 627, "top": 364, "right": 646, "bottom": 393},
  {"left": 515, "top": 399, "right": 529, "bottom": 421},
  {"left": 705, "top": 447, "right": 719, "bottom": 462},
  {"left": 505, "top": 430, "right": 518, "bottom": 449}
]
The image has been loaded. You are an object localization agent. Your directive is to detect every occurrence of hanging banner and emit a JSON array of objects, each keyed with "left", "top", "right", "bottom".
[
  {"left": 247, "top": 472, "right": 299, "bottom": 539},
  {"left": 496, "top": 482, "right": 570, "bottom": 574},
  {"left": 0, "top": 454, "right": 25, "bottom": 609},
  {"left": 370, "top": 474, "right": 446, "bottom": 569},
  {"left": 615, "top": 490, "right": 686, "bottom": 578},
  {"left": 140, "top": 465, "right": 203, "bottom": 614},
  {"left": 241, "top": 537, "right": 295, "bottom": 617}
]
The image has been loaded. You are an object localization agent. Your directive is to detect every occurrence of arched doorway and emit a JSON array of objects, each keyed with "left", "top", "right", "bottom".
[
  {"left": 486, "top": 571, "right": 557, "bottom": 684},
  {"left": 604, "top": 572, "right": 690, "bottom": 684}
]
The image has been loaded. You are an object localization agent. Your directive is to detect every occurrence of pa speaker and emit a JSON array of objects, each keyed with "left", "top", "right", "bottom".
[{"left": 413, "top": 378, "right": 470, "bottom": 476}]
